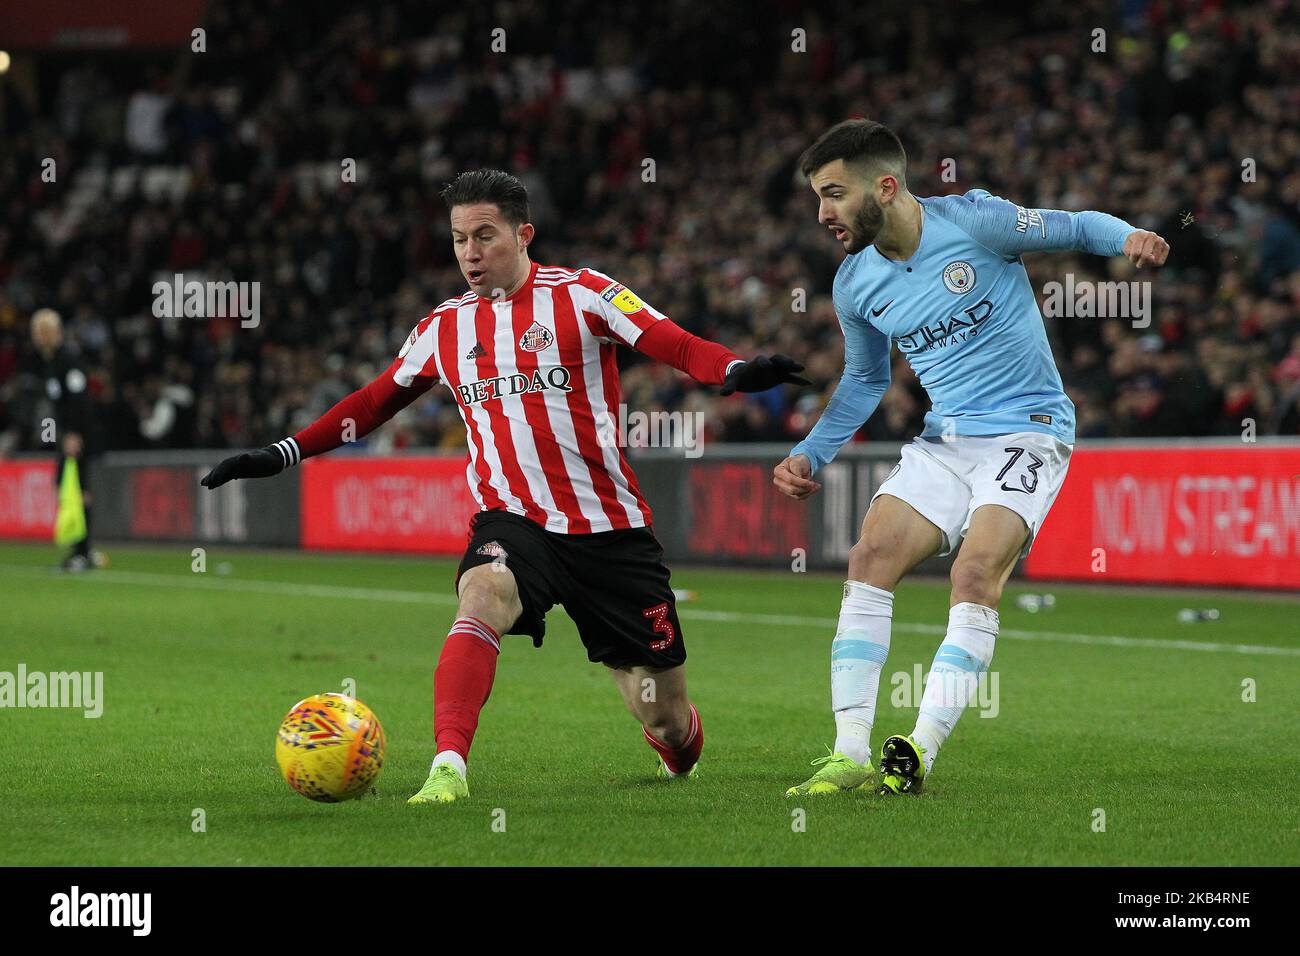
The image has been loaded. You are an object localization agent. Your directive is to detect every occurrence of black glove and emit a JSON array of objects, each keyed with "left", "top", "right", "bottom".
[
  {"left": 200, "top": 447, "right": 285, "bottom": 489},
  {"left": 720, "top": 354, "right": 811, "bottom": 396}
]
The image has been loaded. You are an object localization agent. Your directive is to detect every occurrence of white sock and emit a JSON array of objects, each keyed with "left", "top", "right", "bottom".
[
  {"left": 831, "top": 581, "right": 893, "bottom": 766},
  {"left": 913, "top": 602, "right": 998, "bottom": 774},
  {"left": 431, "top": 750, "right": 467, "bottom": 779}
]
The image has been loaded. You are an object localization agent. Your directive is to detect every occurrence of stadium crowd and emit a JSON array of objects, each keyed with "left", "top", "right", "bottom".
[{"left": 3, "top": 0, "right": 1300, "bottom": 460}]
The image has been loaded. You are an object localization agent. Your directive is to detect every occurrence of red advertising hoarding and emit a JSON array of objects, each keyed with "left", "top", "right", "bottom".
[
  {"left": 0, "top": 0, "right": 210, "bottom": 49},
  {"left": 687, "top": 461, "right": 810, "bottom": 559},
  {"left": 129, "top": 466, "right": 195, "bottom": 538},
  {"left": 300, "top": 455, "right": 478, "bottom": 554},
  {"left": 1026, "top": 444, "right": 1300, "bottom": 589},
  {"left": 0, "top": 460, "right": 56, "bottom": 540}
]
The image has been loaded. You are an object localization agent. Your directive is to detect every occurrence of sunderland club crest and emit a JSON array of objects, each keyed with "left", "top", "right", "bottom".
[
  {"left": 476, "top": 540, "right": 507, "bottom": 559},
  {"left": 519, "top": 322, "right": 554, "bottom": 352}
]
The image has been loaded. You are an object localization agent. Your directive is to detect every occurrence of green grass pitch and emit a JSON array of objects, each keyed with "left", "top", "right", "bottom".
[{"left": 1, "top": 540, "right": 1297, "bottom": 866}]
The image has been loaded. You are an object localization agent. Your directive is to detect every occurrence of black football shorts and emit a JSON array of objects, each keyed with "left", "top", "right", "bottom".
[{"left": 455, "top": 509, "right": 685, "bottom": 669}]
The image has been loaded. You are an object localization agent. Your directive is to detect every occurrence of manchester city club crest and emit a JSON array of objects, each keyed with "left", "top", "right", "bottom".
[
  {"left": 942, "top": 260, "right": 976, "bottom": 294},
  {"left": 518, "top": 321, "right": 554, "bottom": 352}
]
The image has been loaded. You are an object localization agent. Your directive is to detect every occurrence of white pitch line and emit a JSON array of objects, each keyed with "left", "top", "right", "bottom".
[
  {"left": 681, "top": 608, "right": 1300, "bottom": 657},
  {"left": 0, "top": 565, "right": 459, "bottom": 606},
  {"left": 4, "top": 563, "right": 1299, "bottom": 658}
]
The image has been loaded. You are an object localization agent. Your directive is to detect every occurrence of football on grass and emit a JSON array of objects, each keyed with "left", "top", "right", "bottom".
[{"left": 275, "top": 693, "right": 386, "bottom": 802}]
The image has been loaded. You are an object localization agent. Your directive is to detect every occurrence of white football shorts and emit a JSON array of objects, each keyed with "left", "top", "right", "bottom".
[{"left": 871, "top": 431, "right": 1073, "bottom": 557}]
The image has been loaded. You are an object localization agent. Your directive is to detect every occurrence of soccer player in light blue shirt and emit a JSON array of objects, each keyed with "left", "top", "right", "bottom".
[{"left": 776, "top": 119, "right": 1169, "bottom": 797}]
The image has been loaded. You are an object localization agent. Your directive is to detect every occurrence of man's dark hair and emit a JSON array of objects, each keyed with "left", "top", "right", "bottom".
[
  {"left": 440, "top": 169, "right": 531, "bottom": 226},
  {"left": 798, "top": 119, "right": 908, "bottom": 185}
]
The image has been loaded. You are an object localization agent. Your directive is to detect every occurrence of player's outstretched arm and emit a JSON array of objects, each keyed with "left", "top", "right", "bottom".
[
  {"left": 777, "top": 318, "right": 891, "bottom": 498},
  {"left": 777, "top": 364, "right": 887, "bottom": 499},
  {"left": 631, "top": 318, "right": 808, "bottom": 391},
  {"left": 774, "top": 453, "right": 819, "bottom": 499},
  {"left": 580, "top": 270, "right": 808, "bottom": 391},
  {"left": 199, "top": 445, "right": 289, "bottom": 489},
  {"left": 936, "top": 189, "right": 1169, "bottom": 263},
  {"left": 200, "top": 365, "right": 431, "bottom": 489},
  {"left": 719, "top": 355, "right": 810, "bottom": 395},
  {"left": 1121, "top": 229, "right": 1170, "bottom": 268}
]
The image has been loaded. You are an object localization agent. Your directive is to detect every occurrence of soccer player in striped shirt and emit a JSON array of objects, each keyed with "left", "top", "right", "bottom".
[
  {"left": 201, "top": 169, "right": 806, "bottom": 803},
  {"left": 775, "top": 120, "right": 1168, "bottom": 797}
]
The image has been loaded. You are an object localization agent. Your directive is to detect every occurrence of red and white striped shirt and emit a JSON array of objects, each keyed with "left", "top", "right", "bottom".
[{"left": 288, "top": 261, "right": 741, "bottom": 535}]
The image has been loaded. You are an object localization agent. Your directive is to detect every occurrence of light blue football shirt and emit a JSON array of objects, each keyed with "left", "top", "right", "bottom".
[{"left": 790, "top": 188, "right": 1136, "bottom": 473}]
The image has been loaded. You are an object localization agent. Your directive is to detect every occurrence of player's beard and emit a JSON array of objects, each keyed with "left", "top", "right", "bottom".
[{"left": 843, "top": 196, "right": 885, "bottom": 254}]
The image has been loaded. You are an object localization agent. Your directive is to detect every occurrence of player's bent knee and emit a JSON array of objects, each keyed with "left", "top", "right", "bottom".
[
  {"left": 457, "top": 564, "right": 512, "bottom": 603},
  {"left": 847, "top": 537, "right": 905, "bottom": 588},
  {"left": 950, "top": 555, "right": 1004, "bottom": 606},
  {"left": 456, "top": 564, "right": 523, "bottom": 632}
]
